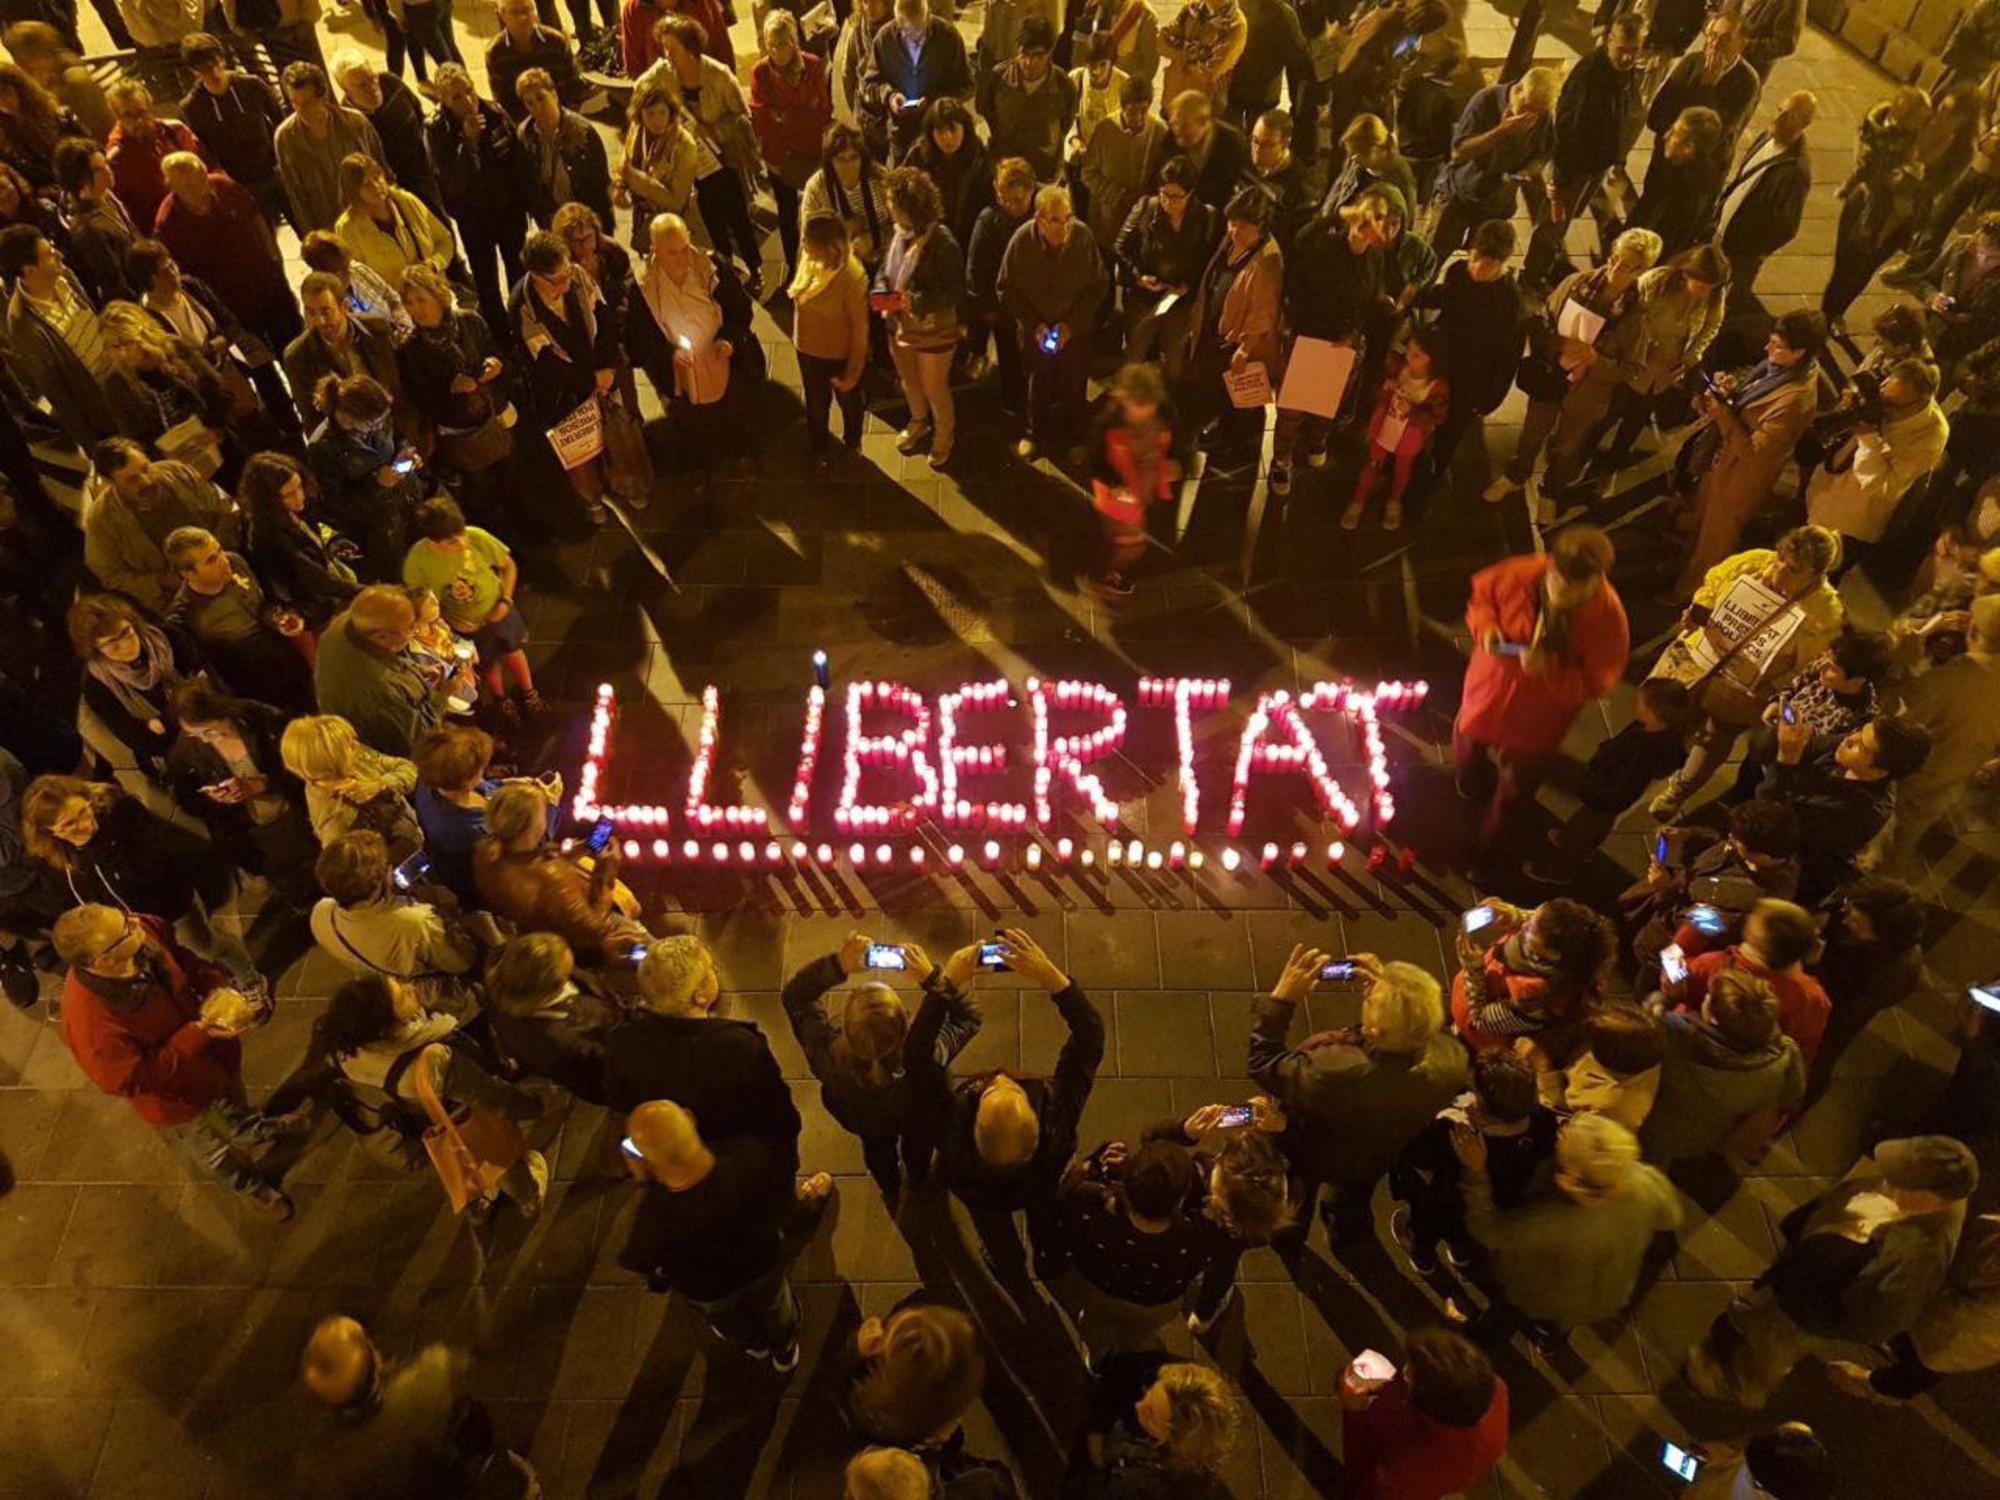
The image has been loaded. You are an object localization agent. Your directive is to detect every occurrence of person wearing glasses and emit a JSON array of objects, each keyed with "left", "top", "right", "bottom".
[{"left": 53, "top": 902, "right": 297, "bottom": 1219}]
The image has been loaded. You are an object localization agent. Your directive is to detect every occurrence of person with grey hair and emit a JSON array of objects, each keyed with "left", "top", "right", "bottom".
[
  {"left": 1249, "top": 944, "right": 1467, "bottom": 1242},
  {"left": 484, "top": 930, "right": 623, "bottom": 1102},
  {"left": 162, "top": 526, "right": 314, "bottom": 715},
  {"left": 1688, "top": 1135, "right": 1978, "bottom": 1408},
  {"left": 997, "top": 183, "right": 1110, "bottom": 460},
  {"left": 1452, "top": 1111, "right": 1680, "bottom": 1347},
  {"left": 603, "top": 934, "right": 804, "bottom": 1174},
  {"left": 1805, "top": 360, "right": 1949, "bottom": 578}
]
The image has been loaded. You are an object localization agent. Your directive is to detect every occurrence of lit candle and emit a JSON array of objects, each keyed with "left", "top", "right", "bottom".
[{"left": 812, "top": 649, "right": 830, "bottom": 689}]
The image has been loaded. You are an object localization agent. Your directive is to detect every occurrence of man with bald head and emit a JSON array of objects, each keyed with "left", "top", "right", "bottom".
[
  {"left": 1715, "top": 89, "right": 1818, "bottom": 302},
  {"left": 297, "top": 1314, "right": 529, "bottom": 1495},
  {"left": 617, "top": 1099, "right": 831, "bottom": 1370},
  {"left": 313, "top": 585, "right": 451, "bottom": 756},
  {"left": 931, "top": 927, "right": 1103, "bottom": 1280}
]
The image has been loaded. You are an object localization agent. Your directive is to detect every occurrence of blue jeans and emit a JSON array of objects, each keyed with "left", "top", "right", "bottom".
[
  {"left": 166, "top": 1094, "right": 279, "bottom": 1196},
  {"left": 688, "top": 1263, "right": 798, "bottom": 1356}
]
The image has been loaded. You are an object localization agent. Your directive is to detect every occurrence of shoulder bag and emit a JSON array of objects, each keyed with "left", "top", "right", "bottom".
[{"left": 410, "top": 1043, "right": 529, "bottom": 1214}]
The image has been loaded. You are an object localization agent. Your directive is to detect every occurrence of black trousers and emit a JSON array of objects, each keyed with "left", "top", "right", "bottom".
[
  {"left": 770, "top": 175, "right": 802, "bottom": 281},
  {"left": 799, "top": 351, "right": 863, "bottom": 451},
  {"left": 695, "top": 170, "right": 763, "bottom": 283},
  {"left": 462, "top": 216, "right": 527, "bottom": 337}
]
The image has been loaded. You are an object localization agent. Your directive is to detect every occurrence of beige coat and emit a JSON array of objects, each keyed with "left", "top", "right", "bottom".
[
  {"left": 1217, "top": 234, "right": 1284, "bottom": 370},
  {"left": 1807, "top": 399, "right": 1949, "bottom": 544},
  {"left": 1625, "top": 268, "right": 1727, "bottom": 395},
  {"left": 1683, "top": 372, "right": 1822, "bottom": 588}
]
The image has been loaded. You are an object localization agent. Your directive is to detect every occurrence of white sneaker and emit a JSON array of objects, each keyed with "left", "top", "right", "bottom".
[
  {"left": 1015, "top": 438, "right": 1040, "bottom": 460},
  {"left": 1483, "top": 475, "right": 1519, "bottom": 504},
  {"left": 514, "top": 1150, "right": 550, "bottom": 1220}
]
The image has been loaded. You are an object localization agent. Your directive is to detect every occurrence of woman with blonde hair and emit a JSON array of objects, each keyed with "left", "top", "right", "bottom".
[
  {"left": 1069, "top": 1353, "right": 1240, "bottom": 1493},
  {"left": 782, "top": 932, "right": 984, "bottom": 1202},
  {"left": 333, "top": 153, "right": 455, "bottom": 288},
  {"left": 615, "top": 81, "right": 700, "bottom": 254},
  {"left": 99, "top": 300, "right": 239, "bottom": 477},
  {"left": 474, "top": 781, "right": 647, "bottom": 962},
  {"left": 279, "top": 713, "right": 421, "bottom": 855},
  {"left": 843, "top": 1447, "right": 932, "bottom": 1500},
  {"left": 851, "top": 1303, "right": 987, "bottom": 1447},
  {"left": 1249, "top": 945, "right": 1467, "bottom": 1242},
  {"left": 1486, "top": 225, "right": 1662, "bottom": 510},
  {"left": 790, "top": 213, "right": 869, "bottom": 463}
]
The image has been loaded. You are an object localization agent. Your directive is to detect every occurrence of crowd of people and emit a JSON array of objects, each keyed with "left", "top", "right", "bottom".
[{"left": 3, "top": 0, "right": 2000, "bottom": 1496}]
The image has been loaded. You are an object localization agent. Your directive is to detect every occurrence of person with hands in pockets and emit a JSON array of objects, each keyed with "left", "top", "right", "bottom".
[
  {"left": 1249, "top": 945, "right": 1467, "bottom": 1243},
  {"left": 780, "top": 929, "right": 985, "bottom": 1207},
  {"left": 934, "top": 926, "right": 1105, "bottom": 1280}
]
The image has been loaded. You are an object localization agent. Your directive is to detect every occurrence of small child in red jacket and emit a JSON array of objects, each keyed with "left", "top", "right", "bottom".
[
  {"left": 1086, "top": 362, "right": 1178, "bottom": 597},
  {"left": 1345, "top": 328, "right": 1449, "bottom": 532}
]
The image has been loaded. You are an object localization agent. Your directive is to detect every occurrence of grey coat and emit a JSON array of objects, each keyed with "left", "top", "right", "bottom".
[
  {"left": 6, "top": 273, "right": 122, "bottom": 448},
  {"left": 1638, "top": 1011, "right": 1804, "bottom": 1165},
  {"left": 1465, "top": 1160, "right": 1683, "bottom": 1326}
]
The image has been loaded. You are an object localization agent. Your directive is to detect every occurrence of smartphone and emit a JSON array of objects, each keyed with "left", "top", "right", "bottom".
[
  {"left": 1781, "top": 699, "right": 1799, "bottom": 726},
  {"left": 584, "top": 815, "right": 616, "bottom": 855},
  {"left": 391, "top": 455, "right": 417, "bottom": 475},
  {"left": 1660, "top": 1442, "right": 1701, "bottom": 1481},
  {"left": 628, "top": 942, "right": 649, "bottom": 964},
  {"left": 1320, "top": 959, "right": 1358, "bottom": 980},
  {"left": 391, "top": 849, "right": 432, "bottom": 891},
  {"left": 1350, "top": 1349, "right": 1397, "bottom": 1387},
  {"left": 1039, "top": 326, "right": 1062, "bottom": 354},
  {"left": 1392, "top": 33, "right": 1420, "bottom": 57},
  {"left": 1491, "top": 639, "right": 1528, "bottom": 658},
  {"left": 1660, "top": 942, "right": 1689, "bottom": 986},
  {"left": 1654, "top": 831, "right": 1671, "bottom": 866},
  {"left": 1685, "top": 903, "right": 1728, "bottom": 937},
  {"left": 1463, "top": 905, "right": 1499, "bottom": 935},
  {"left": 1970, "top": 981, "right": 2000, "bottom": 1014},
  {"left": 619, "top": 1135, "right": 643, "bottom": 1161},
  {"left": 978, "top": 941, "right": 1010, "bottom": 971},
  {"left": 1213, "top": 1105, "right": 1254, "bottom": 1128},
  {"left": 198, "top": 780, "right": 234, "bottom": 798},
  {"left": 866, "top": 943, "right": 908, "bottom": 971}
]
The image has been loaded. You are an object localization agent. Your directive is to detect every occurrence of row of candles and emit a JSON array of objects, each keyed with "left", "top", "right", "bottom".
[{"left": 575, "top": 832, "right": 1388, "bottom": 872}]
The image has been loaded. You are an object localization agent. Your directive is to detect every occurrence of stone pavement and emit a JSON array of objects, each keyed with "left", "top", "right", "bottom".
[{"left": 5, "top": 3, "right": 2000, "bottom": 1497}]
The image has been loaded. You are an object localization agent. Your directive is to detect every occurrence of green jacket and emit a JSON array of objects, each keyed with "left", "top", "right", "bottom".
[
  {"left": 313, "top": 611, "right": 447, "bottom": 757},
  {"left": 1638, "top": 1012, "right": 1803, "bottom": 1165},
  {"left": 1465, "top": 1161, "right": 1683, "bottom": 1327}
]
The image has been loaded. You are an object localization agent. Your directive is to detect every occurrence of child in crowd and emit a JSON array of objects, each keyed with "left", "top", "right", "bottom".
[
  {"left": 1721, "top": 631, "right": 1889, "bottom": 802},
  {"left": 404, "top": 586, "right": 479, "bottom": 717},
  {"left": 1389, "top": 1052, "right": 1557, "bottom": 1275},
  {"left": 1345, "top": 326, "right": 1449, "bottom": 531},
  {"left": 1525, "top": 678, "right": 1694, "bottom": 885},
  {"left": 1086, "top": 362, "right": 1177, "bottom": 598}
]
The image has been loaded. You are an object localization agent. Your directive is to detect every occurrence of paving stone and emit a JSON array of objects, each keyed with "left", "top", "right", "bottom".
[
  {"left": 1114, "top": 990, "right": 1217, "bottom": 1076},
  {"left": 0, "top": 1183, "right": 76, "bottom": 1287},
  {"left": 0, "top": 1397, "right": 114, "bottom": 1499}
]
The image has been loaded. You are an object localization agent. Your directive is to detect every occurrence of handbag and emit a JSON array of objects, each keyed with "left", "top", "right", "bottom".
[
  {"left": 217, "top": 358, "right": 261, "bottom": 425},
  {"left": 599, "top": 391, "right": 654, "bottom": 502},
  {"left": 410, "top": 1043, "right": 529, "bottom": 1214},
  {"left": 442, "top": 409, "right": 516, "bottom": 472},
  {"left": 1516, "top": 349, "right": 1571, "bottom": 403},
  {"left": 351, "top": 786, "right": 425, "bottom": 861}
]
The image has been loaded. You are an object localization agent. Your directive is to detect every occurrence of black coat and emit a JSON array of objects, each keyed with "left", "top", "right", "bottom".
[
  {"left": 246, "top": 504, "right": 361, "bottom": 630},
  {"left": 1551, "top": 46, "right": 1636, "bottom": 184},
  {"left": 51, "top": 795, "right": 218, "bottom": 923},
  {"left": 396, "top": 309, "right": 507, "bottom": 433},
  {"left": 519, "top": 109, "right": 614, "bottom": 231},
  {"left": 1161, "top": 121, "right": 1251, "bottom": 212},
  {"left": 1113, "top": 194, "right": 1219, "bottom": 292},
  {"left": 425, "top": 100, "right": 531, "bottom": 247},
  {"left": 906, "top": 135, "right": 995, "bottom": 247},
  {"left": 1715, "top": 133, "right": 1812, "bottom": 260},
  {"left": 78, "top": 617, "right": 213, "bottom": 770},
  {"left": 162, "top": 701, "right": 305, "bottom": 857},
  {"left": 355, "top": 74, "right": 444, "bottom": 217},
  {"left": 600, "top": 1011, "right": 803, "bottom": 1167},
  {"left": 488, "top": 976, "right": 623, "bottom": 1104}
]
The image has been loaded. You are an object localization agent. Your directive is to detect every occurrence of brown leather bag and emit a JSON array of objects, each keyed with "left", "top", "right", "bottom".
[{"left": 410, "top": 1044, "right": 528, "bottom": 1214}]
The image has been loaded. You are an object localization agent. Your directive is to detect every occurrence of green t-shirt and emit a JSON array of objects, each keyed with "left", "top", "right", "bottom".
[{"left": 402, "top": 527, "right": 511, "bottom": 632}]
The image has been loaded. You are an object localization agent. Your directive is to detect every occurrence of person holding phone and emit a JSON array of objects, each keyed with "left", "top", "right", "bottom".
[
  {"left": 1639, "top": 967, "right": 1804, "bottom": 1170},
  {"left": 1664, "top": 898, "right": 1831, "bottom": 1071},
  {"left": 53, "top": 903, "right": 297, "bottom": 1220},
  {"left": 482, "top": 931, "right": 624, "bottom": 1105},
  {"left": 997, "top": 183, "right": 1111, "bottom": 462},
  {"left": 1249, "top": 946, "right": 1466, "bottom": 1243},
  {"left": 162, "top": 679, "right": 316, "bottom": 905},
  {"left": 1038, "top": 1132, "right": 1245, "bottom": 1359},
  {"left": 473, "top": 782, "right": 649, "bottom": 965},
  {"left": 400, "top": 496, "right": 543, "bottom": 725},
  {"left": 1339, "top": 1327, "right": 1510, "bottom": 1500},
  {"left": 1450, "top": 897, "right": 1612, "bottom": 1065},
  {"left": 309, "top": 830, "right": 483, "bottom": 1021},
  {"left": 932, "top": 927, "right": 1103, "bottom": 1282},
  {"left": 779, "top": 931, "right": 986, "bottom": 1204},
  {"left": 1453, "top": 527, "right": 1629, "bottom": 882}
]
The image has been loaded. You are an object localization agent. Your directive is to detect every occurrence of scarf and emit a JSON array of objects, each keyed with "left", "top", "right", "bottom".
[
  {"left": 1731, "top": 356, "right": 1811, "bottom": 409},
  {"left": 518, "top": 263, "right": 603, "bottom": 365},
  {"left": 88, "top": 620, "right": 182, "bottom": 722}
]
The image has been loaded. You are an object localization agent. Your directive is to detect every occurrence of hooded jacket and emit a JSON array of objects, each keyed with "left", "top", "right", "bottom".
[{"left": 1638, "top": 1009, "right": 1804, "bottom": 1164}]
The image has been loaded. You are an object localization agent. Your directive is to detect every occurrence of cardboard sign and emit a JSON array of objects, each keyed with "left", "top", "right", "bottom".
[
  {"left": 545, "top": 396, "right": 606, "bottom": 470},
  {"left": 1685, "top": 573, "right": 1805, "bottom": 686},
  {"left": 1225, "top": 359, "right": 1273, "bottom": 409},
  {"left": 1277, "top": 336, "right": 1357, "bottom": 418}
]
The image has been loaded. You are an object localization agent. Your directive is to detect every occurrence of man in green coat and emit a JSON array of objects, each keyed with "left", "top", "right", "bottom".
[{"left": 313, "top": 585, "right": 448, "bottom": 757}]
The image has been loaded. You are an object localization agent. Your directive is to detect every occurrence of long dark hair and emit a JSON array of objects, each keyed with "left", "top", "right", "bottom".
[{"left": 312, "top": 974, "right": 404, "bottom": 1060}]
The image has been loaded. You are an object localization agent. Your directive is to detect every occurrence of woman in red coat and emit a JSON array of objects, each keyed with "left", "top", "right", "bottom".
[
  {"left": 750, "top": 11, "right": 832, "bottom": 285},
  {"left": 1453, "top": 526, "right": 1629, "bottom": 872}
]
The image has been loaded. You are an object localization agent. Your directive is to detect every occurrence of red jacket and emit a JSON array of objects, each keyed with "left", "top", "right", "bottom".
[
  {"left": 1455, "top": 555, "right": 1630, "bottom": 753},
  {"left": 1342, "top": 1374, "right": 1509, "bottom": 1500},
  {"left": 155, "top": 172, "right": 292, "bottom": 328},
  {"left": 623, "top": 0, "right": 735, "bottom": 73},
  {"left": 1676, "top": 945, "right": 1831, "bottom": 1067},
  {"left": 108, "top": 120, "right": 210, "bottom": 235},
  {"left": 61, "top": 916, "right": 240, "bottom": 1126},
  {"left": 1363, "top": 356, "right": 1450, "bottom": 459},
  {"left": 749, "top": 51, "right": 831, "bottom": 171}
]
